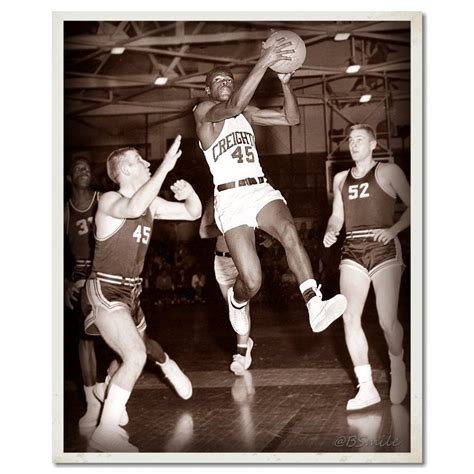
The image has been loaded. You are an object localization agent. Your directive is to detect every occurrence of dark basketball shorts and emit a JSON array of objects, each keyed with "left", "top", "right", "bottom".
[
  {"left": 67, "top": 280, "right": 94, "bottom": 339},
  {"left": 82, "top": 278, "right": 147, "bottom": 337},
  {"left": 340, "top": 231, "right": 405, "bottom": 280},
  {"left": 67, "top": 262, "right": 93, "bottom": 339}
]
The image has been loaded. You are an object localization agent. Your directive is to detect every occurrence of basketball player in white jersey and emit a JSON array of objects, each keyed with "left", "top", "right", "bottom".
[
  {"left": 193, "top": 37, "right": 347, "bottom": 339},
  {"left": 324, "top": 124, "right": 410, "bottom": 410}
]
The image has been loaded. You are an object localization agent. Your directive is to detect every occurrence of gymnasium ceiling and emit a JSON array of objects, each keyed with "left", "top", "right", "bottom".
[{"left": 64, "top": 20, "right": 411, "bottom": 134}]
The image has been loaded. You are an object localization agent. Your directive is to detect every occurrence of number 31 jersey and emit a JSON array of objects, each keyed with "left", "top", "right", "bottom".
[
  {"left": 65, "top": 191, "right": 99, "bottom": 261},
  {"left": 92, "top": 207, "right": 153, "bottom": 278},
  {"left": 199, "top": 113, "right": 265, "bottom": 186},
  {"left": 342, "top": 162, "right": 396, "bottom": 232}
]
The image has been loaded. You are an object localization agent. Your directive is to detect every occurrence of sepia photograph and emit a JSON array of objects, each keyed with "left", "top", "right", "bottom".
[{"left": 52, "top": 11, "right": 422, "bottom": 463}]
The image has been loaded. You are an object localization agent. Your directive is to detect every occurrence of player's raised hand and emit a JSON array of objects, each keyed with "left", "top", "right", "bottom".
[
  {"left": 171, "top": 179, "right": 194, "bottom": 201},
  {"left": 161, "top": 135, "right": 182, "bottom": 173},
  {"left": 260, "top": 37, "right": 294, "bottom": 67}
]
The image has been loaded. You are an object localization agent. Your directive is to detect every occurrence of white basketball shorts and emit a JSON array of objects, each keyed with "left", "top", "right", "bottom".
[{"left": 214, "top": 182, "right": 286, "bottom": 234}]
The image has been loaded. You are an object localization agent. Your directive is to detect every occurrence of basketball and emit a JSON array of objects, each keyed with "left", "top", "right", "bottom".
[{"left": 264, "top": 30, "right": 306, "bottom": 74}]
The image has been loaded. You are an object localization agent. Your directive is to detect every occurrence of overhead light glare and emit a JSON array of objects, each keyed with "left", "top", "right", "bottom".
[
  {"left": 334, "top": 32, "right": 351, "bottom": 41},
  {"left": 346, "top": 64, "right": 361, "bottom": 74},
  {"left": 359, "top": 94, "right": 372, "bottom": 103},
  {"left": 110, "top": 47, "right": 125, "bottom": 55},
  {"left": 154, "top": 76, "right": 169, "bottom": 86}
]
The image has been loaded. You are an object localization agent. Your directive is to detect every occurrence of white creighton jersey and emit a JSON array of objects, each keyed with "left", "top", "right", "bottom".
[{"left": 200, "top": 114, "right": 265, "bottom": 186}]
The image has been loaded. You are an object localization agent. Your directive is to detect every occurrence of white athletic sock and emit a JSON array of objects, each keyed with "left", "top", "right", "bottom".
[
  {"left": 156, "top": 353, "right": 169, "bottom": 366},
  {"left": 389, "top": 350, "right": 404, "bottom": 366},
  {"left": 230, "top": 290, "right": 248, "bottom": 309},
  {"left": 299, "top": 279, "right": 318, "bottom": 304},
  {"left": 99, "top": 384, "right": 131, "bottom": 428},
  {"left": 299, "top": 279, "right": 316, "bottom": 293},
  {"left": 354, "top": 364, "right": 373, "bottom": 384},
  {"left": 237, "top": 343, "right": 248, "bottom": 356},
  {"left": 84, "top": 385, "right": 99, "bottom": 406}
]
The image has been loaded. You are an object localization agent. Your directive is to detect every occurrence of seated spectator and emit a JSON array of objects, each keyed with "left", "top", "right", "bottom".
[
  {"left": 155, "top": 267, "right": 175, "bottom": 306},
  {"left": 298, "top": 221, "right": 309, "bottom": 244},
  {"left": 191, "top": 271, "right": 207, "bottom": 303},
  {"left": 175, "top": 268, "right": 192, "bottom": 304}
]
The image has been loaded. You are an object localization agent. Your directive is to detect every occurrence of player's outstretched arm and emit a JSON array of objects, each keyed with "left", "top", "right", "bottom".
[
  {"left": 246, "top": 73, "right": 299, "bottom": 126},
  {"left": 202, "top": 39, "right": 294, "bottom": 123},
  {"left": 153, "top": 180, "right": 202, "bottom": 221}
]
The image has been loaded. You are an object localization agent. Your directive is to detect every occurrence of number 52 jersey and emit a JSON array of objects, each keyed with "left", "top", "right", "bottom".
[{"left": 341, "top": 162, "right": 396, "bottom": 232}]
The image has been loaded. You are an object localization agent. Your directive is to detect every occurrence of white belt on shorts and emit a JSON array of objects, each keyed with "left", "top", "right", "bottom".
[
  {"left": 346, "top": 228, "right": 384, "bottom": 239},
  {"left": 96, "top": 271, "right": 142, "bottom": 287}
]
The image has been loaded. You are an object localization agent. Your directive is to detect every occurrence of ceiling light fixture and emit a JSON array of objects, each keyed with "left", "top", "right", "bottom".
[
  {"left": 334, "top": 32, "right": 351, "bottom": 41},
  {"left": 359, "top": 94, "right": 372, "bottom": 103},
  {"left": 346, "top": 62, "right": 361, "bottom": 74},
  {"left": 110, "top": 47, "right": 125, "bottom": 55},
  {"left": 154, "top": 76, "right": 169, "bottom": 86}
]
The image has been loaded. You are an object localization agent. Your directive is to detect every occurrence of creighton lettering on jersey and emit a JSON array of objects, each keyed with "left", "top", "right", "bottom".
[
  {"left": 342, "top": 162, "right": 396, "bottom": 232},
  {"left": 199, "top": 114, "right": 265, "bottom": 186},
  {"left": 211, "top": 130, "right": 256, "bottom": 161},
  {"left": 92, "top": 209, "right": 153, "bottom": 278},
  {"left": 65, "top": 191, "right": 99, "bottom": 262}
]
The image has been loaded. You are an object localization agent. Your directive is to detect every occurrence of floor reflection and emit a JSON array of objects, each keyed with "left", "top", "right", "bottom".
[
  {"left": 164, "top": 412, "right": 194, "bottom": 452},
  {"left": 345, "top": 402, "right": 410, "bottom": 452},
  {"left": 231, "top": 371, "right": 256, "bottom": 451}
]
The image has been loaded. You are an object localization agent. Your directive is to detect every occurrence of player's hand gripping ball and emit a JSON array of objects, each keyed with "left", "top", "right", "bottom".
[{"left": 264, "top": 30, "right": 306, "bottom": 74}]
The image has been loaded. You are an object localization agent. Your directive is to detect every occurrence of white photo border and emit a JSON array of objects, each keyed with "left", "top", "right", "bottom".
[{"left": 53, "top": 10, "right": 423, "bottom": 463}]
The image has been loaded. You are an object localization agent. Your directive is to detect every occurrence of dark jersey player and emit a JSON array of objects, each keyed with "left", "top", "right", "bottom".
[
  {"left": 323, "top": 124, "right": 410, "bottom": 411},
  {"left": 64, "top": 156, "right": 101, "bottom": 432},
  {"left": 82, "top": 136, "right": 202, "bottom": 452}
]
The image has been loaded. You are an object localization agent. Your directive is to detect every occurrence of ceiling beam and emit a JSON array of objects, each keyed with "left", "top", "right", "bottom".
[
  {"left": 165, "top": 22, "right": 205, "bottom": 74},
  {"left": 352, "top": 21, "right": 410, "bottom": 32},
  {"left": 67, "top": 91, "right": 409, "bottom": 118},
  {"left": 352, "top": 31, "right": 410, "bottom": 44},
  {"left": 64, "top": 60, "right": 411, "bottom": 90},
  {"left": 65, "top": 30, "right": 279, "bottom": 50}
]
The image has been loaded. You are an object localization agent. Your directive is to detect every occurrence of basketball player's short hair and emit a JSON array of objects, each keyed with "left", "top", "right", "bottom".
[
  {"left": 69, "top": 154, "right": 91, "bottom": 175},
  {"left": 205, "top": 66, "right": 234, "bottom": 88},
  {"left": 106, "top": 147, "right": 137, "bottom": 184},
  {"left": 349, "top": 123, "right": 377, "bottom": 141}
]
